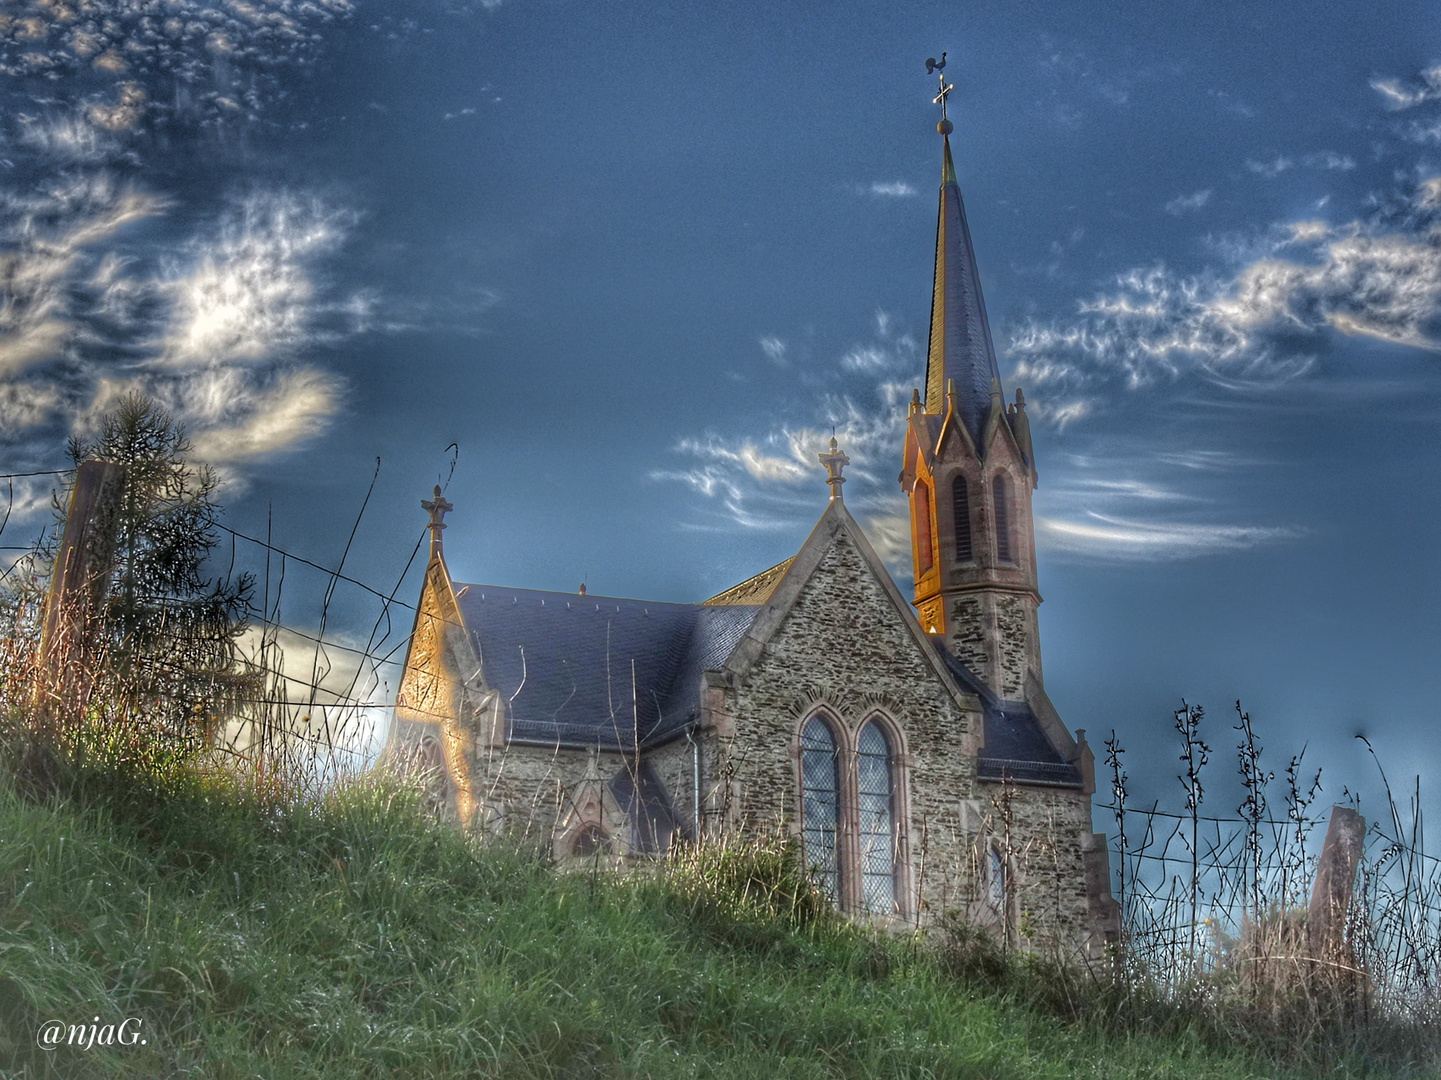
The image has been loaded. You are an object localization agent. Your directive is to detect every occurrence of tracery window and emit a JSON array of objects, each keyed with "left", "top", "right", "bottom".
[
  {"left": 800, "top": 717, "right": 842, "bottom": 903},
  {"left": 856, "top": 721, "right": 897, "bottom": 915},
  {"left": 992, "top": 474, "right": 1013, "bottom": 564},
  {"left": 952, "top": 476, "right": 972, "bottom": 562}
]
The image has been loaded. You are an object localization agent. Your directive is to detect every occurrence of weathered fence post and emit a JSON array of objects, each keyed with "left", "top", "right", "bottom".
[
  {"left": 34, "top": 460, "right": 127, "bottom": 720},
  {"left": 1307, "top": 804, "right": 1366, "bottom": 968}
]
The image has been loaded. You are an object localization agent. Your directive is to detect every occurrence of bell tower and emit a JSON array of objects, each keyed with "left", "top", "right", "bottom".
[{"left": 898, "top": 69, "right": 1042, "bottom": 701}]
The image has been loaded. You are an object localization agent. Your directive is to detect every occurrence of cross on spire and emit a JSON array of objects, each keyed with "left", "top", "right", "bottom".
[
  {"left": 927, "top": 51, "right": 953, "bottom": 131},
  {"left": 818, "top": 436, "right": 849, "bottom": 502},
  {"left": 421, "top": 485, "right": 453, "bottom": 560}
]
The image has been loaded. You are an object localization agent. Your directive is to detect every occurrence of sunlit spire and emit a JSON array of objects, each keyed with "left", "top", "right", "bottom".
[{"left": 923, "top": 70, "right": 1004, "bottom": 451}]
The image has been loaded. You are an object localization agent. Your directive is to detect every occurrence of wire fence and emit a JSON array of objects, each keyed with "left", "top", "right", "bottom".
[{"left": 1105, "top": 709, "right": 1441, "bottom": 1022}]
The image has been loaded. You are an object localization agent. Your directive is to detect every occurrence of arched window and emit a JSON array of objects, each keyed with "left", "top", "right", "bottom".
[
  {"left": 915, "top": 481, "right": 934, "bottom": 573},
  {"left": 856, "top": 721, "right": 897, "bottom": 915},
  {"left": 800, "top": 717, "right": 841, "bottom": 902},
  {"left": 952, "top": 476, "right": 972, "bottom": 562},
  {"left": 992, "top": 474, "right": 1013, "bottom": 563}
]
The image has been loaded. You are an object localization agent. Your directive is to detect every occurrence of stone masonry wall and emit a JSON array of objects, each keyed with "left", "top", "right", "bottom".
[
  {"left": 995, "top": 596, "right": 1030, "bottom": 699},
  {"left": 714, "top": 531, "right": 985, "bottom": 921},
  {"left": 970, "top": 780, "right": 1099, "bottom": 959}
]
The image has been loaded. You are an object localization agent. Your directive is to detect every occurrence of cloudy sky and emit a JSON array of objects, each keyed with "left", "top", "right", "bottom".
[{"left": 2, "top": 0, "right": 1440, "bottom": 814}]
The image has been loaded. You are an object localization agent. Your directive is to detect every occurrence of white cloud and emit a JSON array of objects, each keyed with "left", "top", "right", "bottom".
[
  {"left": 1036, "top": 513, "right": 1301, "bottom": 560},
  {"left": 0, "top": 379, "right": 58, "bottom": 430},
  {"left": 160, "top": 192, "right": 352, "bottom": 368},
  {"left": 869, "top": 181, "right": 918, "bottom": 198},
  {"left": 1010, "top": 177, "right": 1441, "bottom": 415},
  {"left": 1371, "top": 66, "right": 1441, "bottom": 110},
  {"left": 182, "top": 367, "right": 342, "bottom": 463},
  {"left": 1246, "top": 156, "right": 1293, "bottom": 178},
  {"left": 0, "top": 0, "right": 354, "bottom": 124},
  {"left": 0, "top": 176, "right": 166, "bottom": 379},
  {"left": 1165, "top": 189, "right": 1212, "bottom": 216},
  {"left": 759, "top": 335, "right": 787, "bottom": 366}
]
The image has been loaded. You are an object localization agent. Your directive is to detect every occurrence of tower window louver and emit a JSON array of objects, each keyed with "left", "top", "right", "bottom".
[
  {"left": 993, "top": 474, "right": 1012, "bottom": 563},
  {"left": 953, "top": 477, "right": 972, "bottom": 561}
]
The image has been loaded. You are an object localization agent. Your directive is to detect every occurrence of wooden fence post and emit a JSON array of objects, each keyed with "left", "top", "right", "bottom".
[
  {"left": 34, "top": 460, "right": 127, "bottom": 720},
  {"left": 1307, "top": 804, "right": 1366, "bottom": 968}
]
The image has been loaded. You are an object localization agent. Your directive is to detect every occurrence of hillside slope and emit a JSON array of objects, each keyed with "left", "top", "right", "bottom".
[{"left": 0, "top": 765, "right": 1405, "bottom": 1079}]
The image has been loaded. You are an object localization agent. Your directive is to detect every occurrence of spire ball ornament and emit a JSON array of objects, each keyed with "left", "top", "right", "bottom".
[{"left": 938, "top": 118, "right": 953, "bottom": 135}]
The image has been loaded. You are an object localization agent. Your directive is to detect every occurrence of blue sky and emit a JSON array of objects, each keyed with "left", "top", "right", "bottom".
[{"left": 2, "top": 0, "right": 1441, "bottom": 818}]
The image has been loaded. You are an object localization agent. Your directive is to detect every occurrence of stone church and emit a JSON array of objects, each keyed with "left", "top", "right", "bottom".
[{"left": 389, "top": 112, "right": 1120, "bottom": 955}]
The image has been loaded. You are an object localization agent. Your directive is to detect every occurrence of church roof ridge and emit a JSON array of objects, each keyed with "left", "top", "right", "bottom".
[{"left": 451, "top": 581, "right": 701, "bottom": 611}]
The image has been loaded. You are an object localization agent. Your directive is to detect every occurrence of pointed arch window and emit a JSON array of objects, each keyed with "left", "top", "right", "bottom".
[
  {"left": 952, "top": 477, "right": 972, "bottom": 562},
  {"left": 856, "top": 721, "right": 897, "bottom": 914},
  {"left": 800, "top": 717, "right": 842, "bottom": 903},
  {"left": 992, "top": 474, "right": 1013, "bottom": 564},
  {"left": 915, "top": 481, "right": 934, "bottom": 573}
]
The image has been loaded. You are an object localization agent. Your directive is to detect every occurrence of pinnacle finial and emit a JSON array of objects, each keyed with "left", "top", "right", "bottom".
[
  {"left": 818, "top": 436, "right": 850, "bottom": 502},
  {"left": 421, "top": 484, "right": 453, "bottom": 561}
]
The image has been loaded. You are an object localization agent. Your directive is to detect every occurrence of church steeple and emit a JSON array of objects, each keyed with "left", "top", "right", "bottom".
[
  {"left": 925, "top": 128, "right": 1004, "bottom": 451},
  {"left": 900, "top": 63, "right": 1043, "bottom": 700}
]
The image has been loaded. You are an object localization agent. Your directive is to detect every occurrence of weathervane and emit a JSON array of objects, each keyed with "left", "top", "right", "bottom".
[{"left": 926, "top": 52, "right": 954, "bottom": 134}]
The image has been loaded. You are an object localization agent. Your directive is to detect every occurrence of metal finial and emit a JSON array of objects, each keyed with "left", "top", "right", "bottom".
[
  {"left": 421, "top": 484, "right": 453, "bottom": 560},
  {"left": 818, "top": 436, "right": 850, "bottom": 502},
  {"left": 927, "top": 51, "right": 954, "bottom": 134}
]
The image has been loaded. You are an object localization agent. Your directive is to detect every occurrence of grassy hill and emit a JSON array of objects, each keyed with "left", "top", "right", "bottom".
[{"left": 0, "top": 752, "right": 1425, "bottom": 1079}]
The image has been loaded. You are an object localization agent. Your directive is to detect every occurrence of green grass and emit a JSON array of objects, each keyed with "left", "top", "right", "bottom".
[{"left": 0, "top": 752, "right": 1429, "bottom": 1079}]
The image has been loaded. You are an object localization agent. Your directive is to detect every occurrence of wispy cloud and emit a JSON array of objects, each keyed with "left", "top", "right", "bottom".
[
  {"left": 1246, "top": 152, "right": 1355, "bottom": 178},
  {"left": 1371, "top": 65, "right": 1441, "bottom": 110},
  {"left": 869, "top": 181, "right": 917, "bottom": 198},
  {"left": 1165, "top": 189, "right": 1212, "bottom": 215},
  {"left": 1036, "top": 513, "right": 1301, "bottom": 560},
  {"left": 759, "top": 335, "right": 788, "bottom": 366},
  {"left": 160, "top": 192, "right": 354, "bottom": 369},
  {"left": 1009, "top": 175, "right": 1441, "bottom": 416}
]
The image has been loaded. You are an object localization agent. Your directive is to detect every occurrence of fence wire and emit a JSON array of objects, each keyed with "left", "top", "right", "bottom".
[{"left": 1105, "top": 720, "right": 1441, "bottom": 1022}]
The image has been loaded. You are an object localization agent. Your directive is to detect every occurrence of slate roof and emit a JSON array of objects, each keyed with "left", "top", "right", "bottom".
[
  {"left": 925, "top": 136, "right": 1004, "bottom": 452},
  {"left": 929, "top": 635, "right": 1082, "bottom": 788},
  {"left": 452, "top": 584, "right": 760, "bottom": 751}
]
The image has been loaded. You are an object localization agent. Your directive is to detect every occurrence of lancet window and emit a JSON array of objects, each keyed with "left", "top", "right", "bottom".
[
  {"left": 856, "top": 721, "right": 897, "bottom": 914},
  {"left": 799, "top": 717, "right": 842, "bottom": 903},
  {"left": 952, "top": 476, "right": 972, "bottom": 562},
  {"left": 992, "top": 474, "right": 1013, "bottom": 564},
  {"left": 915, "top": 481, "right": 934, "bottom": 573}
]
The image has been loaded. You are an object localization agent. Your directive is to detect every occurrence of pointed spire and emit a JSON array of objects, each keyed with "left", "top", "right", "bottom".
[{"left": 924, "top": 129, "right": 1004, "bottom": 452}]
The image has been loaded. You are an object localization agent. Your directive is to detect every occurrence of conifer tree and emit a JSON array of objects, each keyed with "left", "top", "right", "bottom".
[{"left": 64, "top": 392, "right": 257, "bottom": 740}]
